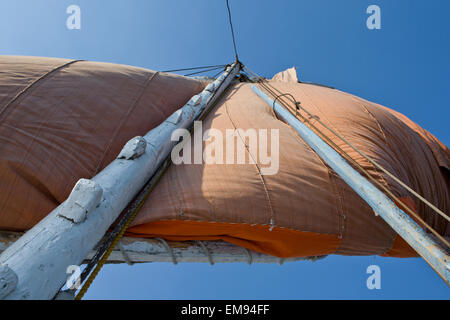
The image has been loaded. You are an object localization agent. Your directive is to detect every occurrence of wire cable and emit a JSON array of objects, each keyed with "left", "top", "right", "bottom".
[
  {"left": 183, "top": 66, "right": 225, "bottom": 77},
  {"left": 161, "top": 64, "right": 227, "bottom": 73},
  {"left": 226, "top": 0, "right": 239, "bottom": 61},
  {"left": 212, "top": 68, "right": 225, "bottom": 79}
]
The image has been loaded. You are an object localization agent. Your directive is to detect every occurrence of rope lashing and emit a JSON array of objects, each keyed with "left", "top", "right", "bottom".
[
  {"left": 117, "top": 241, "right": 134, "bottom": 266},
  {"left": 74, "top": 158, "right": 172, "bottom": 300},
  {"left": 273, "top": 93, "right": 301, "bottom": 118},
  {"left": 156, "top": 238, "right": 177, "bottom": 265},
  {"left": 197, "top": 241, "right": 214, "bottom": 266},
  {"left": 244, "top": 248, "right": 253, "bottom": 265}
]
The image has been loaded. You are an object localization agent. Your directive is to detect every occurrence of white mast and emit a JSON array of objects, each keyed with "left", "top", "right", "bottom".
[{"left": 0, "top": 62, "right": 241, "bottom": 300}]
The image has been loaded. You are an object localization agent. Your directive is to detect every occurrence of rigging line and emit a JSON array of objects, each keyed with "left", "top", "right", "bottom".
[
  {"left": 161, "top": 64, "right": 227, "bottom": 73},
  {"left": 243, "top": 66, "right": 450, "bottom": 223},
  {"left": 226, "top": 0, "right": 239, "bottom": 61},
  {"left": 74, "top": 157, "right": 172, "bottom": 300},
  {"left": 250, "top": 73, "right": 449, "bottom": 247},
  {"left": 212, "top": 68, "right": 225, "bottom": 79},
  {"left": 183, "top": 66, "right": 225, "bottom": 77}
]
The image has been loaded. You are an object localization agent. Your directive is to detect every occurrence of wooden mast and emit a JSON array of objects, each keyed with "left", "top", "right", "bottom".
[{"left": 0, "top": 62, "right": 241, "bottom": 300}]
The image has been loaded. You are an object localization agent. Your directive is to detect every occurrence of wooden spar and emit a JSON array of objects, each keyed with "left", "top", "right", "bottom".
[
  {"left": 0, "top": 232, "right": 319, "bottom": 265},
  {"left": 0, "top": 63, "right": 241, "bottom": 300},
  {"left": 252, "top": 85, "right": 450, "bottom": 285},
  {"left": 86, "top": 239, "right": 318, "bottom": 264}
]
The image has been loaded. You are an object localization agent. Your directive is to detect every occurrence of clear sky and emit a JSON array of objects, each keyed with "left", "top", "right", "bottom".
[{"left": 1, "top": 0, "right": 449, "bottom": 299}]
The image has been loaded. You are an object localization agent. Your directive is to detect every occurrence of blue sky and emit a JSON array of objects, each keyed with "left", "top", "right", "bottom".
[{"left": 1, "top": 0, "right": 449, "bottom": 299}]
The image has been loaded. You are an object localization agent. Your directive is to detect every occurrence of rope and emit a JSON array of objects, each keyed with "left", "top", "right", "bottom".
[
  {"left": 226, "top": 0, "right": 239, "bottom": 61},
  {"left": 244, "top": 248, "right": 253, "bottom": 265},
  {"left": 117, "top": 241, "right": 134, "bottom": 266},
  {"left": 161, "top": 65, "right": 227, "bottom": 73},
  {"left": 183, "top": 66, "right": 226, "bottom": 77},
  {"left": 212, "top": 68, "right": 226, "bottom": 79},
  {"left": 156, "top": 238, "right": 177, "bottom": 265},
  {"left": 244, "top": 66, "right": 449, "bottom": 248},
  {"left": 197, "top": 241, "right": 214, "bottom": 265},
  {"left": 74, "top": 158, "right": 172, "bottom": 300}
]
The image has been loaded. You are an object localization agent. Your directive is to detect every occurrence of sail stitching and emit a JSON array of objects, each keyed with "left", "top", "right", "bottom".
[
  {"left": 272, "top": 84, "right": 347, "bottom": 237},
  {"left": 94, "top": 71, "right": 160, "bottom": 174},
  {"left": 224, "top": 100, "right": 277, "bottom": 230},
  {"left": 0, "top": 60, "right": 81, "bottom": 124}
]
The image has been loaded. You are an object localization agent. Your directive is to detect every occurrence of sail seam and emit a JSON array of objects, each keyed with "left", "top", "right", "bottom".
[
  {"left": 94, "top": 71, "right": 160, "bottom": 174},
  {"left": 127, "top": 218, "right": 341, "bottom": 236},
  {"left": 224, "top": 100, "right": 277, "bottom": 229},
  {"left": 278, "top": 96, "right": 345, "bottom": 236},
  {"left": 0, "top": 59, "right": 82, "bottom": 124}
]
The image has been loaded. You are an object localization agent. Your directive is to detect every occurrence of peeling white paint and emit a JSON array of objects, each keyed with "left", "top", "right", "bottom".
[
  {"left": 117, "top": 136, "right": 147, "bottom": 160},
  {"left": 0, "top": 265, "right": 18, "bottom": 299},
  {"left": 58, "top": 179, "right": 103, "bottom": 224}
]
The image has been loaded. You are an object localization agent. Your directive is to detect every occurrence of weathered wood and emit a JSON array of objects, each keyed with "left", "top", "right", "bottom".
[
  {"left": 0, "top": 231, "right": 21, "bottom": 254},
  {"left": 0, "top": 265, "right": 18, "bottom": 299}
]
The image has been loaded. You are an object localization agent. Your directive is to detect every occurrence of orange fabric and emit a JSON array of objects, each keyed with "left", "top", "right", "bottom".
[
  {"left": 126, "top": 220, "right": 341, "bottom": 258},
  {"left": 383, "top": 233, "right": 418, "bottom": 258},
  {"left": 380, "top": 105, "right": 449, "bottom": 171}
]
